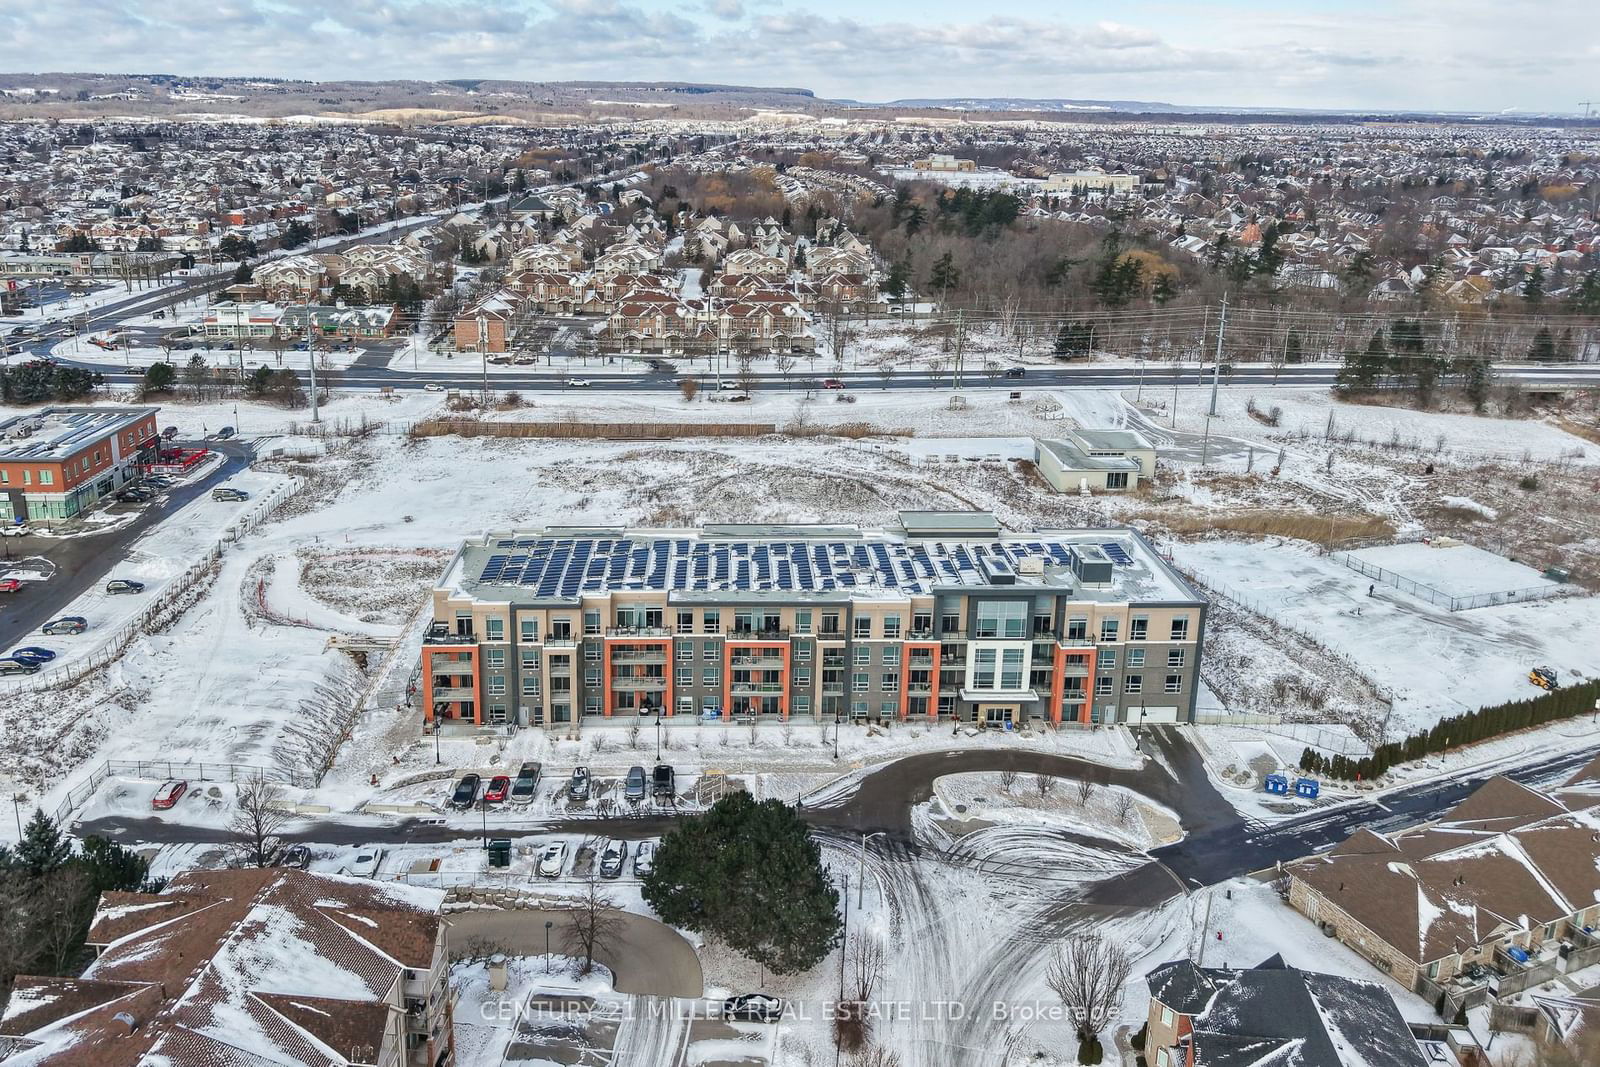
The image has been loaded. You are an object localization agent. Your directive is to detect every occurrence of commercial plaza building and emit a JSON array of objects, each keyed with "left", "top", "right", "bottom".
[
  {"left": 424, "top": 512, "right": 1207, "bottom": 729},
  {"left": 0, "top": 405, "right": 160, "bottom": 523}
]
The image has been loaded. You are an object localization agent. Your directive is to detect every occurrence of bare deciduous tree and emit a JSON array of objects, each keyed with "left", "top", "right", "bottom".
[
  {"left": 848, "top": 932, "right": 886, "bottom": 1004},
  {"left": 678, "top": 376, "right": 699, "bottom": 402},
  {"left": 998, "top": 768, "right": 1019, "bottom": 794},
  {"left": 564, "top": 874, "right": 627, "bottom": 976},
  {"left": 229, "top": 775, "right": 288, "bottom": 868},
  {"left": 1075, "top": 777, "right": 1094, "bottom": 806},
  {"left": 1033, "top": 774, "right": 1055, "bottom": 798},
  {"left": 1113, "top": 790, "right": 1135, "bottom": 825},
  {"left": 1044, "top": 934, "right": 1131, "bottom": 1040},
  {"left": 849, "top": 1046, "right": 903, "bottom": 1067}
]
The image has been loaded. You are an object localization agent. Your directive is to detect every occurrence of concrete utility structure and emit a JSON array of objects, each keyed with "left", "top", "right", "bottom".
[
  {"left": 424, "top": 511, "right": 1206, "bottom": 729},
  {"left": 0, "top": 405, "right": 159, "bottom": 522},
  {"left": 1034, "top": 428, "right": 1157, "bottom": 493}
]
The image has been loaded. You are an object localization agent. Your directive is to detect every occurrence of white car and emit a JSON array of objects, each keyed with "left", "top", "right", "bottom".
[
  {"left": 633, "top": 841, "right": 656, "bottom": 877},
  {"left": 536, "top": 841, "right": 567, "bottom": 878},
  {"left": 0, "top": 523, "right": 27, "bottom": 538},
  {"left": 423, "top": 383, "right": 445, "bottom": 392},
  {"left": 344, "top": 848, "right": 384, "bottom": 878},
  {"left": 564, "top": 377, "right": 591, "bottom": 388}
]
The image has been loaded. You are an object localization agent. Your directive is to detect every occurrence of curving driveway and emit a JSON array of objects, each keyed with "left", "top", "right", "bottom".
[{"left": 447, "top": 906, "right": 703, "bottom": 998}]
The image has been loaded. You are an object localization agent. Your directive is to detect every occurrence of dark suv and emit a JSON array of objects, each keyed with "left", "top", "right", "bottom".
[
  {"left": 449, "top": 774, "right": 481, "bottom": 810},
  {"left": 652, "top": 764, "right": 675, "bottom": 799}
]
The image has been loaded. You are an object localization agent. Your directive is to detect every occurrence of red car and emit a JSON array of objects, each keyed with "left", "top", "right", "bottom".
[
  {"left": 151, "top": 780, "right": 188, "bottom": 810},
  {"left": 821, "top": 378, "right": 845, "bottom": 390},
  {"left": 483, "top": 775, "right": 511, "bottom": 804},
  {"left": 0, "top": 578, "right": 21, "bottom": 593}
]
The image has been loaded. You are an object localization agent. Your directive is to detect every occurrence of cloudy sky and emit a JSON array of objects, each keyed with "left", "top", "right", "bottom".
[{"left": 2, "top": 0, "right": 1595, "bottom": 112}]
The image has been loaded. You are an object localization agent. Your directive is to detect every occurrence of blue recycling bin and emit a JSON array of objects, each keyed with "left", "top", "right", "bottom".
[
  {"left": 1294, "top": 777, "right": 1320, "bottom": 799},
  {"left": 1264, "top": 774, "right": 1289, "bottom": 795}
]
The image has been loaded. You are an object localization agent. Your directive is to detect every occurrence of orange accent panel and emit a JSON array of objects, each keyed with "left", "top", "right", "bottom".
[
  {"left": 725, "top": 638, "right": 788, "bottom": 719},
  {"left": 899, "top": 641, "right": 941, "bottom": 719}
]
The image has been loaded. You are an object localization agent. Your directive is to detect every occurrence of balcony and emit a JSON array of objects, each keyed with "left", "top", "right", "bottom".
[
  {"left": 424, "top": 627, "right": 476, "bottom": 646},
  {"left": 730, "top": 653, "right": 786, "bottom": 667},
  {"left": 543, "top": 635, "right": 578, "bottom": 648},
  {"left": 1060, "top": 665, "right": 1089, "bottom": 677},
  {"left": 610, "top": 649, "right": 667, "bottom": 663},
  {"left": 821, "top": 684, "right": 845, "bottom": 696},
  {"left": 726, "top": 627, "right": 790, "bottom": 640},
  {"left": 732, "top": 682, "right": 785, "bottom": 695},
  {"left": 611, "top": 677, "right": 668, "bottom": 690},
  {"left": 907, "top": 684, "right": 934, "bottom": 696},
  {"left": 428, "top": 658, "right": 475, "bottom": 676},
  {"left": 607, "top": 626, "right": 670, "bottom": 638},
  {"left": 1059, "top": 637, "right": 1095, "bottom": 649}
]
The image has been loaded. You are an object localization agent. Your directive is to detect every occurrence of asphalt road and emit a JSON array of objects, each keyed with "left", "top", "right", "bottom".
[
  {"left": 75, "top": 727, "right": 1598, "bottom": 896},
  {"left": 449, "top": 907, "right": 704, "bottom": 998},
  {"left": 0, "top": 440, "right": 252, "bottom": 653}
]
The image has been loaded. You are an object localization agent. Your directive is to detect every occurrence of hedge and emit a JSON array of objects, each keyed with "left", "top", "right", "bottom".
[{"left": 1301, "top": 679, "right": 1599, "bottom": 781}]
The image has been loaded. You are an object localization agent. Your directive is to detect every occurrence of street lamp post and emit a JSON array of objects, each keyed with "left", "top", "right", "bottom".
[
  {"left": 544, "top": 920, "right": 554, "bottom": 974},
  {"left": 655, "top": 716, "right": 662, "bottom": 762},
  {"left": 857, "top": 831, "right": 887, "bottom": 909},
  {"left": 10, "top": 794, "right": 23, "bottom": 839}
]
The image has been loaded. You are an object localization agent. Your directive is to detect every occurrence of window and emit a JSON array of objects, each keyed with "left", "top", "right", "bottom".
[
  {"left": 584, "top": 645, "right": 601, "bottom": 662},
  {"left": 940, "top": 612, "right": 961, "bottom": 634},
  {"left": 520, "top": 618, "right": 538, "bottom": 641},
  {"left": 702, "top": 668, "right": 720, "bottom": 688},
  {"left": 881, "top": 645, "right": 897, "bottom": 666},
  {"left": 1165, "top": 674, "right": 1182, "bottom": 694},
  {"left": 1099, "top": 649, "right": 1117, "bottom": 669},
  {"left": 883, "top": 615, "right": 901, "bottom": 639},
  {"left": 821, "top": 612, "right": 841, "bottom": 635},
  {"left": 1129, "top": 616, "right": 1148, "bottom": 641},
  {"left": 677, "top": 644, "right": 693, "bottom": 661},
  {"left": 583, "top": 609, "right": 601, "bottom": 635},
  {"left": 677, "top": 610, "right": 695, "bottom": 634},
  {"left": 734, "top": 610, "right": 754, "bottom": 633},
  {"left": 1167, "top": 648, "right": 1185, "bottom": 668},
  {"left": 702, "top": 609, "right": 720, "bottom": 634},
  {"left": 973, "top": 649, "right": 997, "bottom": 689},
  {"left": 1100, "top": 618, "right": 1119, "bottom": 642},
  {"left": 521, "top": 675, "right": 539, "bottom": 695},
  {"left": 795, "top": 644, "right": 812, "bottom": 663},
  {"left": 793, "top": 695, "right": 811, "bottom": 714},
  {"left": 550, "top": 617, "right": 572, "bottom": 640},
  {"left": 795, "top": 668, "right": 811, "bottom": 686},
  {"left": 854, "top": 616, "right": 872, "bottom": 638},
  {"left": 584, "top": 667, "right": 601, "bottom": 687},
  {"left": 703, "top": 643, "right": 719, "bottom": 661},
  {"left": 488, "top": 675, "right": 506, "bottom": 696},
  {"left": 1033, "top": 612, "right": 1053, "bottom": 636},
  {"left": 1127, "top": 649, "right": 1145, "bottom": 668},
  {"left": 975, "top": 600, "right": 1026, "bottom": 639},
  {"left": 485, "top": 618, "right": 505, "bottom": 641},
  {"left": 1067, "top": 616, "right": 1088, "bottom": 641},
  {"left": 1000, "top": 649, "right": 1025, "bottom": 690},
  {"left": 1156, "top": 1047, "right": 1171, "bottom": 1067},
  {"left": 880, "top": 701, "right": 897, "bottom": 718},
  {"left": 853, "top": 645, "right": 870, "bottom": 666},
  {"left": 485, "top": 648, "right": 506, "bottom": 668},
  {"left": 38, "top": 470, "right": 52, "bottom": 486},
  {"left": 1125, "top": 674, "right": 1142, "bottom": 694},
  {"left": 678, "top": 695, "right": 695, "bottom": 714},
  {"left": 520, "top": 649, "right": 539, "bottom": 668},
  {"left": 853, "top": 672, "right": 869, "bottom": 692},
  {"left": 881, "top": 673, "right": 899, "bottom": 692},
  {"left": 1170, "top": 617, "right": 1190, "bottom": 641},
  {"left": 913, "top": 611, "right": 932, "bottom": 634},
  {"left": 1106, "top": 471, "right": 1129, "bottom": 490},
  {"left": 675, "top": 667, "right": 692, "bottom": 686},
  {"left": 794, "top": 610, "right": 812, "bottom": 634},
  {"left": 1095, "top": 676, "right": 1114, "bottom": 695}
]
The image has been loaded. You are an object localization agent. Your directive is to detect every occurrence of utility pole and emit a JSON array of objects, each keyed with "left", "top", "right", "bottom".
[
  {"left": 306, "top": 299, "right": 319, "bottom": 423},
  {"left": 1582, "top": 101, "right": 1595, "bottom": 121},
  {"left": 1209, "top": 293, "right": 1227, "bottom": 417},
  {"left": 952, "top": 309, "right": 967, "bottom": 390}
]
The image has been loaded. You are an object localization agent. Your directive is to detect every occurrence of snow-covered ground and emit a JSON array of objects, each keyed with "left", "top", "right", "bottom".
[
  {"left": 1174, "top": 538, "right": 1600, "bottom": 736},
  {"left": 1345, "top": 540, "right": 1562, "bottom": 599}
]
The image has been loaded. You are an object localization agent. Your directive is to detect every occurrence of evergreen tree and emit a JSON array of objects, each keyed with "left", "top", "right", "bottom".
[
  {"left": 1528, "top": 326, "right": 1557, "bottom": 362},
  {"left": 1521, "top": 265, "right": 1545, "bottom": 304},
  {"left": 142, "top": 360, "right": 177, "bottom": 395},
  {"left": 641, "top": 793, "right": 841, "bottom": 975},
  {"left": 1053, "top": 320, "right": 1096, "bottom": 359},
  {"left": 13, "top": 809, "right": 71, "bottom": 879},
  {"left": 1151, "top": 274, "right": 1178, "bottom": 305},
  {"left": 928, "top": 252, "right": 960, "bottom": 303}
]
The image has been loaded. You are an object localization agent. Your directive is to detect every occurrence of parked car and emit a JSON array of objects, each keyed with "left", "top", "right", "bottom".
[
  {"left": 821, "top": 378, "right": 845, "bottom": 390},
  {"left": 1004, "top": 367, "right": 1026, "bottom": 379},
  {"left": 652, "top": 764, "right": 675, "bottom": 799},
  {"left": 115, "top": 488, "right": 153, "bottom": 503},
  {"left": 633, "top": 841, "right": 656, "bottom": 877},
  {"left": 344, "top": 848, "right": 383, "bottom": 878},
  {"left": 598, "top": 839, "right": 628, "bottom": 879},
  {"left": 42, "top": 616, "right": 87, "bottom": 636},
  {"left": 161, "top": 425, "right": 179, "bottom": 440},
  {"left": 278, "top": 843, "right": 311, "bottom": 869},
  {"left": 624, "top": 765, "right": 647, "bottom": 802},
  {"left": 450, "top": 773, "right": 481, "bottom": 810},
  {"left": 144, "top": 476, "right": 174, "bottom": 489},
  {"left": 9, "top": 646, "right": 56, "bottom": 663},
  {"left": 536, "top": 841, "right": 567, "bottom": 878},
  {"left": 564, "top": 377, "right": 591, "bottom": 388},
  {"left": 0, "top": 578, "right": 21, "bottom": 594},
  {"left": 0, "top": 522, "right": 27, "bottom": 537},
  {"left": 151, "top": 780, "right": 188, "bottom": 810},
  {"left": 423, "top": 383, "right": 445, "bottom": 392},
  {"left": 510, "top": 761, "right": 541, "bottom": 805},
  {"left": 212, "top": 487, "right": 249, "bottom": 502},
  {"left": 216, "top": 426, "right": 236, "bottom": 440},
  {"left": 105, "top": 579, "right": 145, "bottom": 595},
  {"left": 483, "top": 775, "right": 511, "bottom": 804},
  {"left": 722, "top": 994, "right": 784, "bottom": 1022},
  {"left": 0, "top": 658, "right": 41, "bottom": 676},
  {"left": 567, "top": 766, "right": 591, "bottom": 801},
  {"left": 718, "top": 379, "right": 742, "bottom": 390}
]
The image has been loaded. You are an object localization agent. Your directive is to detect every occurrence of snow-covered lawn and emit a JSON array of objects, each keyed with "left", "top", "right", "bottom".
[
  {"left": 1345, "top": 540, "right": 1563, "bottom": 599},
  {"left": 1174, "top": 538, "right": 1600, "bottom": 736}
]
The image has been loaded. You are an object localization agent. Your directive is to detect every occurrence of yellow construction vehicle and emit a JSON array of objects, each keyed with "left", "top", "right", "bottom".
[{"left": 1529, "top": 666, "right": 1560, "bottom": 691}]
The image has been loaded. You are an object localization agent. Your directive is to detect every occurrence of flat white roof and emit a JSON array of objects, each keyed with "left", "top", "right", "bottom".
[{"left": 0, "top": 406, "right": 158, "bottom": 463}]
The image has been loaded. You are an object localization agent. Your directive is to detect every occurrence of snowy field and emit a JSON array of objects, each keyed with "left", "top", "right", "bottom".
[
  {"left": 1175, "top": 538, "right": 1600, "bottom": 735},
  {"left": 1346, "top": 541, "right": 1559, "bottom": 599}
]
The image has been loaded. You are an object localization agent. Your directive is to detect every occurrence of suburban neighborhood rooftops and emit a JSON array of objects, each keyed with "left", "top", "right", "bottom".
[
  {"left": 0, "top": 406, "right": 157, "bottom": 463},
  {"left": 443, "top": 516, "right": 1201, "bottom": 605}
]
